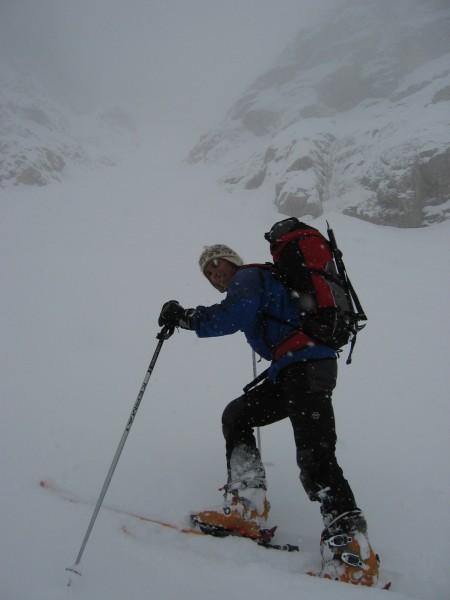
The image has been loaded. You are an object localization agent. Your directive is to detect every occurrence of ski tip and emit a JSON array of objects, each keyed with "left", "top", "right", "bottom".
[{"left": 39, "top": 479, "right": 55, "bottom": 492}]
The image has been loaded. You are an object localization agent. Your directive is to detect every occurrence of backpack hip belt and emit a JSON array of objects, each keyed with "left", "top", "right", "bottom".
[{"left": 272, "top": 329, "right": 314, "bottom": 361}]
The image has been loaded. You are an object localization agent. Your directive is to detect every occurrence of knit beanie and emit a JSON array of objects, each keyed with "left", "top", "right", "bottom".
[{"left": 199, "top": 244, "right": 243, "bottom": 274}]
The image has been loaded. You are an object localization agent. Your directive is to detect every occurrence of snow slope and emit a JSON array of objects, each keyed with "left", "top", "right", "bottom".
[{"left": 1, "top": 143, "right": 449, "bottom": 600}]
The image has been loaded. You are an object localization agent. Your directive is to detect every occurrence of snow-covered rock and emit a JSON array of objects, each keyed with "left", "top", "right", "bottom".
[
  {"left": 0, "top": 61, "right": 137, "bottom": 188},
  {"left": 187, "top": 0, "right": 450, "bottom": 227}
]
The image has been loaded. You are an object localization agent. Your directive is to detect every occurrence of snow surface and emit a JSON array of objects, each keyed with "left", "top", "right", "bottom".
[{"left": 1, "top": 139, "right": 450, "bottom": 600}]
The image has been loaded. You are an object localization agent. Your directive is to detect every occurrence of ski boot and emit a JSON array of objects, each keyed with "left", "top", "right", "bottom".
[
  {"left": 192, "top": 443, "right": 270, "bottom": 540},
  {"left": 191, "top": 486, "right": 270, "bottom": 540},
  {"left": 318, "top": 510, "right": 379, "bottom": 586}
]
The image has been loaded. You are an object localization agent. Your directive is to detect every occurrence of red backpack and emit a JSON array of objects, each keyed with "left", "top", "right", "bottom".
[{"left": 264, "top": 218, "right": 367, "bottom": 364}]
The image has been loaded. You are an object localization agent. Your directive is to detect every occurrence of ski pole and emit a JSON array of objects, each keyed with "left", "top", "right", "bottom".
[
  {"left": 252, "top": 350, "right": 262, "bottom": 456},
  {"left": 66, "top": 325, "right": 173, "bottom": 586}
]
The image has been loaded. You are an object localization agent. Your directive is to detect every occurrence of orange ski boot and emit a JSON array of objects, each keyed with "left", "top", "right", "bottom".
[
  {"left": 192, "top": 487, "right": 270, "bottom": 540},
  {"left": 318, "top": 510, "right": 379, "bottom": 586}
]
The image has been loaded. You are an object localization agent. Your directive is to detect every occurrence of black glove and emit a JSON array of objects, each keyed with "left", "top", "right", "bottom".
[{"left": 158, "top": 300, "right": 195, "bottom": 330}]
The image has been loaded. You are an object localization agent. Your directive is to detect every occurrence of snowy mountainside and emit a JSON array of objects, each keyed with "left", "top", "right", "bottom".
[
  {"left": 187, "top": 0, "right": 450, "bottom": 227},
  {"left": 0, "top": 60, "right": 137, "bottom": 188}
]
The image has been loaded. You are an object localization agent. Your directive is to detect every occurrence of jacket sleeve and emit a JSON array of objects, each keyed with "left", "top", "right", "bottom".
[{"left": 191, "top": 268, "right": 262, "bottom": 338}]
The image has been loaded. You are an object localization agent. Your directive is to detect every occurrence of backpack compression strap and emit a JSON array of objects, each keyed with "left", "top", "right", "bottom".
[{"left": 238, "top": 263, "right": 315, "bottom": 360}]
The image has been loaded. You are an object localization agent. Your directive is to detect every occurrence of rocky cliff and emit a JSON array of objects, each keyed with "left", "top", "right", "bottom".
[{"left": 187, "top": 0, "right": 450, "bottom": 227}]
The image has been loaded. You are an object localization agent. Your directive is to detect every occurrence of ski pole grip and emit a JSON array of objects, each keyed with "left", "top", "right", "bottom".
[{"left": 157, "top": 325, "right": 174, "bottom": 340}]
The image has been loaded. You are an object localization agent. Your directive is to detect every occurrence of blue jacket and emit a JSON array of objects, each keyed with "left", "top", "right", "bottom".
[{"left": 191, "top": 266, "right": 336, "bottom": 380}]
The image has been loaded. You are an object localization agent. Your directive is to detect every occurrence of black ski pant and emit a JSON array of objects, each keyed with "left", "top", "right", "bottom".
[{"left": 221, "top": 359, "right": 358, "bottom": 523}]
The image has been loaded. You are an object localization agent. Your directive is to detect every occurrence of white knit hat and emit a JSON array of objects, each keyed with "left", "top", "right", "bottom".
[{"left": 199, "top": 244, "right": 243, "bottom": 274}]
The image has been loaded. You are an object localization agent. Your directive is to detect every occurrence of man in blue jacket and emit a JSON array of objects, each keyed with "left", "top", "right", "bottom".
[{"left": 158, "top": 244, "right": 378, "bottom": 586}]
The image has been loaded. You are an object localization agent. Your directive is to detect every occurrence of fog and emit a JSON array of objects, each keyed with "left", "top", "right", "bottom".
[{"left": 0, "top": 0, "right": 337, "bottom": 140}]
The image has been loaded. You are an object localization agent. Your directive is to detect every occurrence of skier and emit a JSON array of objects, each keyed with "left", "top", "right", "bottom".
[{"left": 158, "top": 244, "right": 379, "bottom": 586}]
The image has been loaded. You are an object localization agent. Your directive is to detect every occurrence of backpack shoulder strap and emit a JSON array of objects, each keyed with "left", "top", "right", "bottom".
[{"left": 238, "top": 262, "right": 273, "bottom": 272}]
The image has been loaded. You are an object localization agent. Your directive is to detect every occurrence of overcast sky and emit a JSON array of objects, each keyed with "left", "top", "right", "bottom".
[{"left": 0, "top": 0, "right": 337, "bottom": 137}]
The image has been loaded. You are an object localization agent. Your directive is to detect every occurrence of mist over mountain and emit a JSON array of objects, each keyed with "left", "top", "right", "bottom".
[
  {"left": 1, "top": 0, "right": 448, "bottom": 228},
  {"left": 0, "top": 0, "right": 329, "bottom": 190},
  {"left": 0, "top": 60, "right": 137, "bottom": 187},
  {"left": 188, "top": 0, "right": 450, "bottom": 228}
]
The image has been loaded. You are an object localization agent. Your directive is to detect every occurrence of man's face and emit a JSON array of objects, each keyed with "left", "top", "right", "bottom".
[{"left": 204, "top": 258, "right": 237, "bottom": 292}]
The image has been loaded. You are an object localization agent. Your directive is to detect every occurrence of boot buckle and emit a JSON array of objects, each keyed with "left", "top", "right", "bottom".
[
  {"left": 325, "top": 534, "right": 352, "bottom": 548},
  {"left": 341, "top": 552, "right": 365, "bottom": 569}
]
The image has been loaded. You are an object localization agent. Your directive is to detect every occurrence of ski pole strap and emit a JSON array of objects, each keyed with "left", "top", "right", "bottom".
[{"left": 243, "top": 368, "right": 269, "bottom": 393}]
